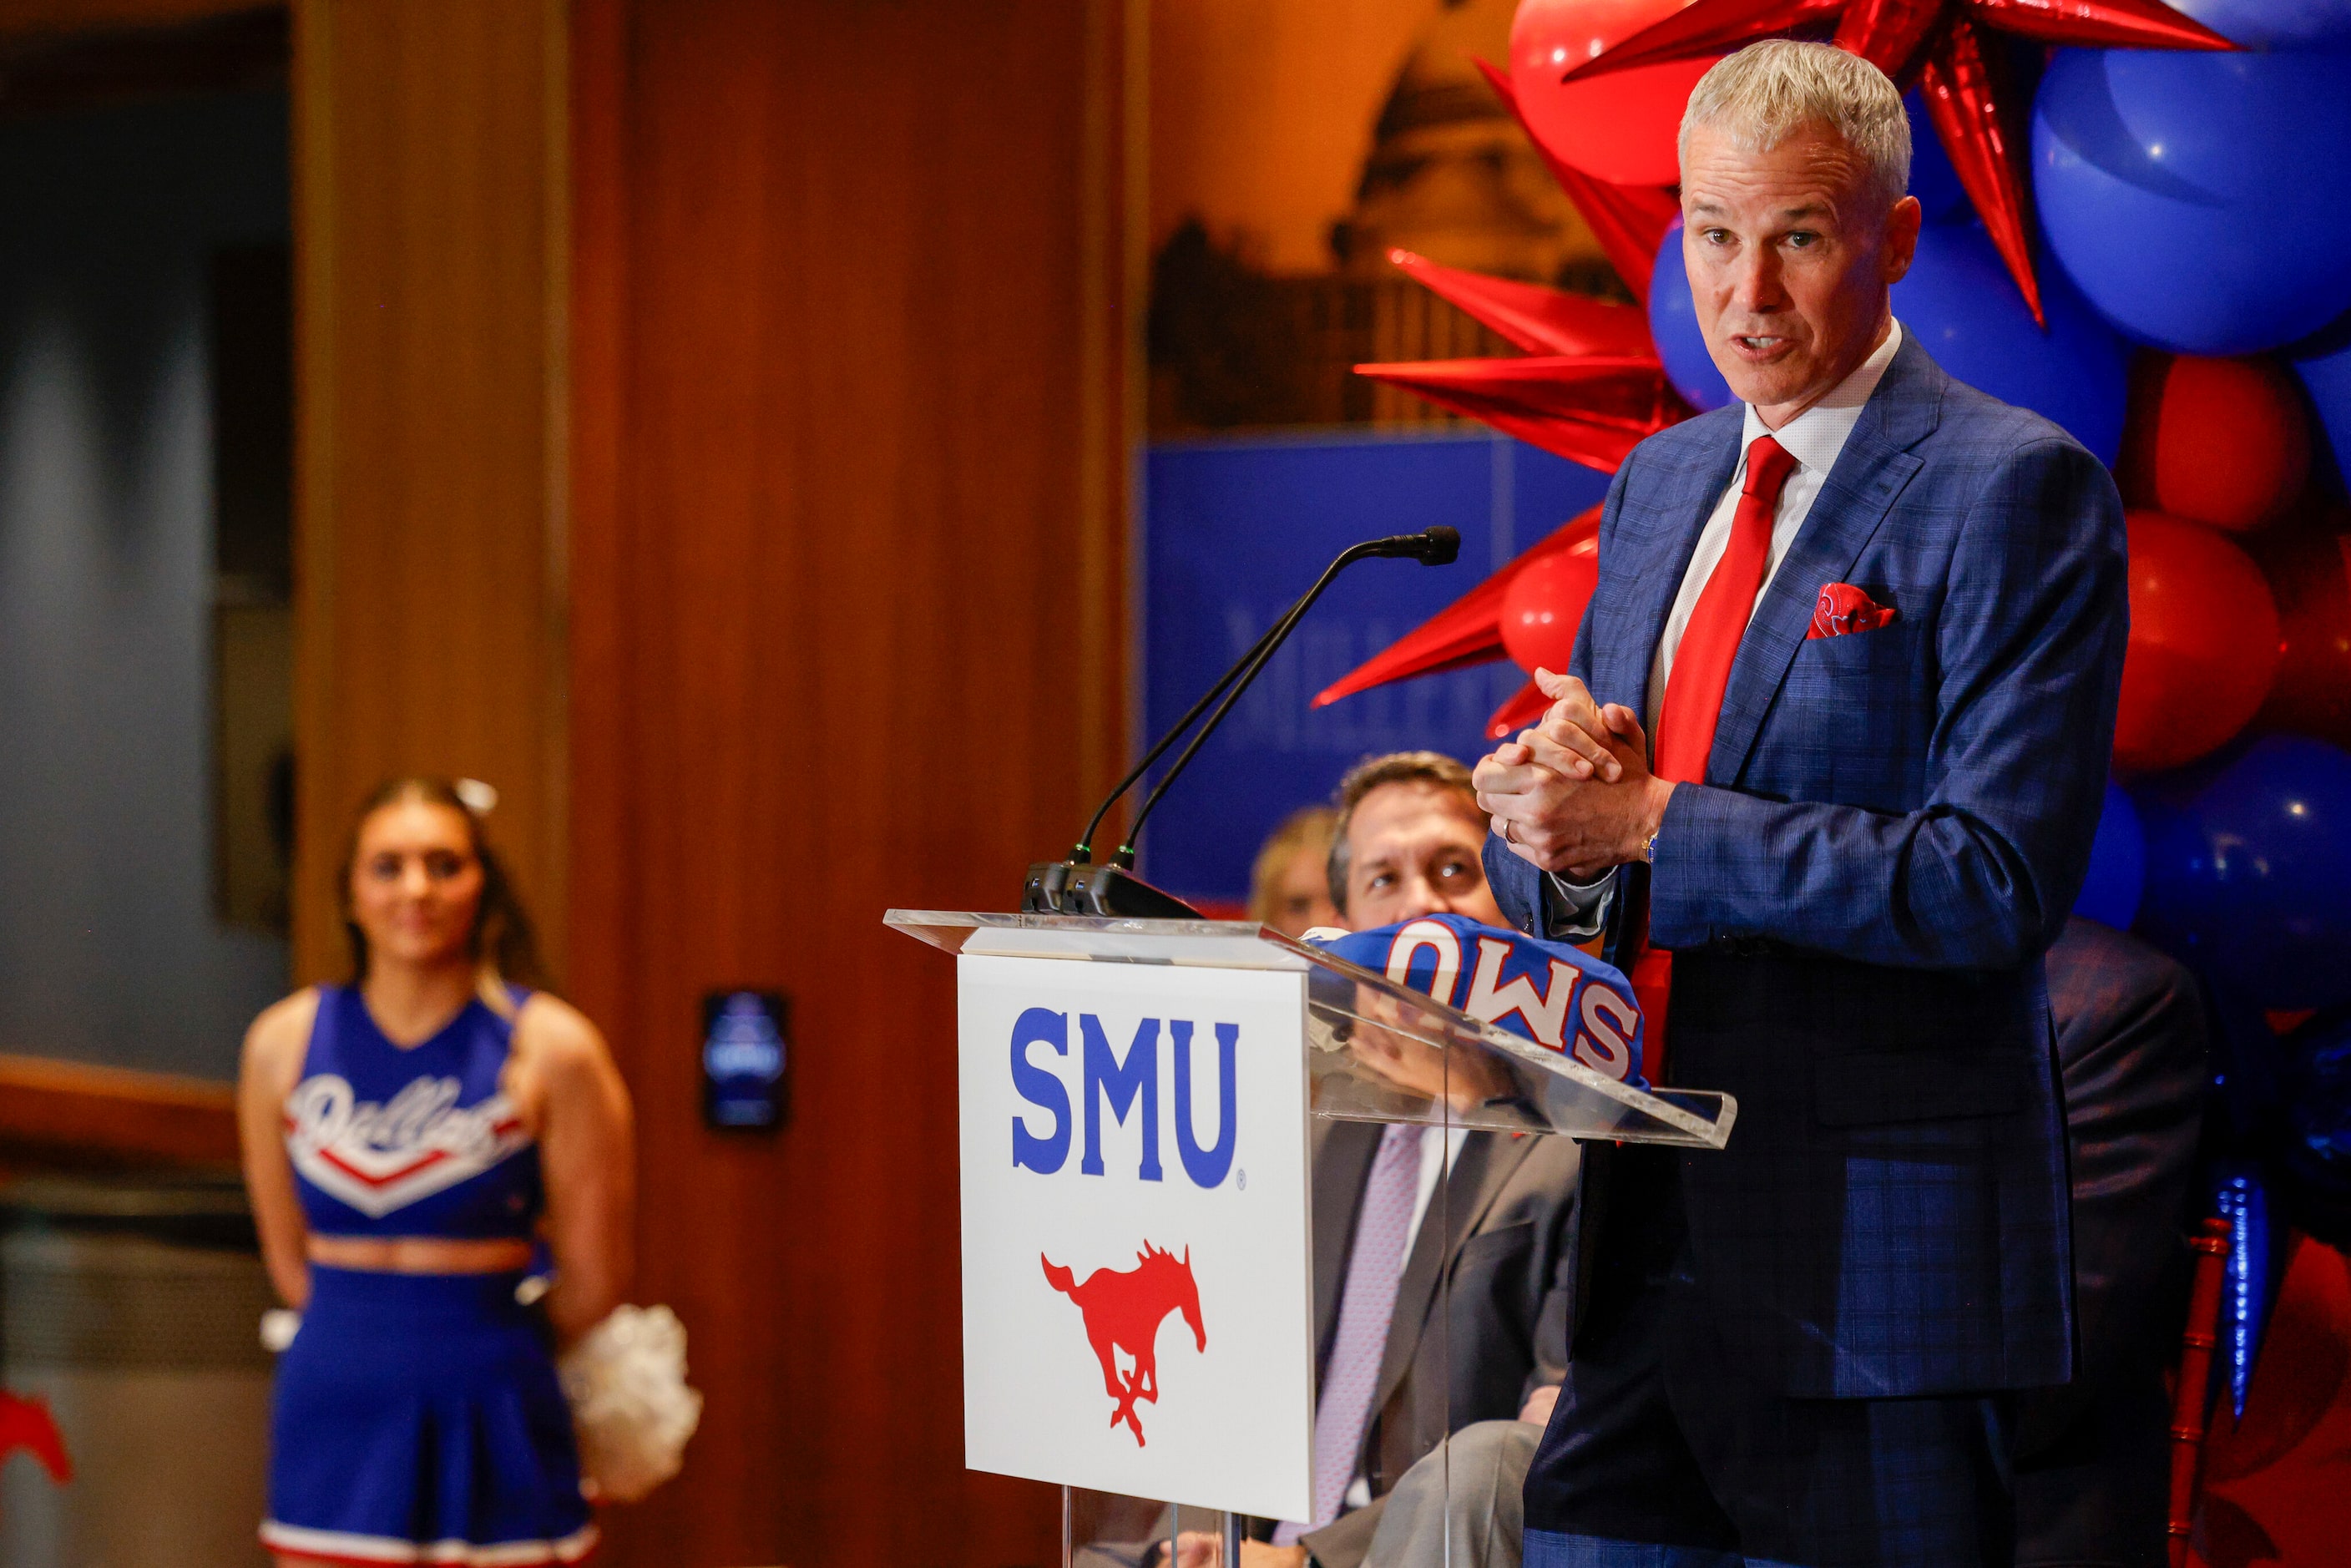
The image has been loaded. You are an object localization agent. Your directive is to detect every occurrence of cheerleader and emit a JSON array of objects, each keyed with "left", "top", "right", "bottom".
[{"left": 239, "top": 777, "right": 634, "bottom": 1566}]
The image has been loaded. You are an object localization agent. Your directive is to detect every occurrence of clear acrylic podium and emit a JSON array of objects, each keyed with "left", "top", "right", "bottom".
[{"left": 887, "top": 910, "right": 1737, "bottom": 1566}]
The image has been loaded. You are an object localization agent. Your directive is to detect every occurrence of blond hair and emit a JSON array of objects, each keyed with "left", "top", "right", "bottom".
[
  {"left": 1246, "top": 806, "right": 1339, "bottom": 928},
  {"left": 1680, "top": 39, "right": 1911, "bottom": 211}
]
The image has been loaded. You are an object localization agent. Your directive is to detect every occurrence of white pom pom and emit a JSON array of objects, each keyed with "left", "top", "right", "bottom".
[
  {"left": 260, "top": 1309, "right": 301, "bottom": 1353},
  {"left": 559, "top": 1304, "right": 703, "bottom": 1504}
]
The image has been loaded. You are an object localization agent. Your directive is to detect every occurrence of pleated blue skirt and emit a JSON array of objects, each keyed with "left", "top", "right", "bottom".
[{"left": 262, "top": 1267, "right": 597, "bottom": 1565}]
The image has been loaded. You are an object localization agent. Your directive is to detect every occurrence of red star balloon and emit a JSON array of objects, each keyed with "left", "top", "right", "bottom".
[
  {"left": 1357, "top": 246, "right": 1686, "bottom": 473},
  {"left": 1382, "top": 249, "right": 1657, "bottom": 359},
  {"left": 1358, "top": 348, "right": 1686, "bottom": 473},
  {"left": 1321, "top": 68, "right": 1696, "bottom": 736},
  {"left": 1474, "top": 60, "right": 1681, "bottom": 309},
  {"left": 1340, "top": 251, "right": 1683, "bottom": 735},
  {"left": 1363, "top": 352, "right": 1692, "bottom": 474},
  {"left": 1313, "top": 505, "right": 1605, "bottom": 739},
  {"left": 1548, "top": 0, "right": 2235, "bottom": 325}
]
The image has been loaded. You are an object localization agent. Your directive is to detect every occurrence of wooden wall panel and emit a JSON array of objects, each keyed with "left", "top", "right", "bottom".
[
  {"left": 570, "top": 1, "right": 1131, "bottom": 1562},
  {"left": 291, "top": 0, "right": 569, "bottom": 983}
]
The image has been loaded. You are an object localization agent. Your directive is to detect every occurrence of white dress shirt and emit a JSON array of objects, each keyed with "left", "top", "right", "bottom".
[
  {"left": 1545, "top": 321, "right": 1905, "bottom": 925},
  {"left": 1640, "top": 319, "right": 1904, "bottom": 736}
]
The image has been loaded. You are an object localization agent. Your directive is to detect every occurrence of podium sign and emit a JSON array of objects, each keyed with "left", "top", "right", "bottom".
[
  {"left": 889, "top": 909, "right": 1735, "bottom": 1541},
  {"left": 957, "top": 953, "right": 1316, "bottom": 1520}
]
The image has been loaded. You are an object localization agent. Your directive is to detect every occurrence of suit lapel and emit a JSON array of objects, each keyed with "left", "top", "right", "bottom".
[
  {"left": 1595, "top": 418, "right": 1742, "bottom": 716},
  {"left": 1365, "top": 1130, "right": 1537, "bottom": 1423},
  {"left": 1708, "top": 335, "right": 1944, "bottom": 785}
]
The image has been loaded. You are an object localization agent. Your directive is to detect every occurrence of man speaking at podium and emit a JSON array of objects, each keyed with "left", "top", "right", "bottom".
[{"left": 1471, "top": 39, "right": 2127, "bottom": 1568}]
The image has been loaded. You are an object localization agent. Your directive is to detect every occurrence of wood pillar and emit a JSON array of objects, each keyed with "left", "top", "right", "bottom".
[
  {"left": 291, "top": 0, "right": 569, "bottom": 984},
  {"left": 569, "top": 0, "right": 1134, "bottom": 1561}
]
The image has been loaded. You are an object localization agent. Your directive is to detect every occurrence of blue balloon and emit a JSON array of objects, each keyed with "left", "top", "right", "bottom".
[
  {"left": 2164, "top": 0, "right": 2351, "bottom": 48},
  {"left": 1647, "top": 220, "right": 1732, "bottom": 412},
  {"left": 2293, "top": 316, "right": 2351, "bottom": 491},
  {"left": 2140, "top": 735, "right": 2351, "bottom": 1009},
  {"left": 1891, "top": 221, "right": 2129, "bottom": 467},
  {"left": 1904, "top": 92, "right": 1971, "bottom": 223},
  {"left": 2032, "top": 48, "right": 2351, "bottom": 356},
  {"left": 2073, "top": 780, "right": 2146, "bottom": 928}
]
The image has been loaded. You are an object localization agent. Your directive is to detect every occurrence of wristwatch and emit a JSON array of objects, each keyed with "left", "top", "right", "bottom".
[{"left": 1641, "top": 827, "right": 1660, "bottom": 864}]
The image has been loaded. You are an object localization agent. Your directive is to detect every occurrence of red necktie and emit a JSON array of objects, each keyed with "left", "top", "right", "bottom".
[
  {"left": 1628, "top": 434, "right": 1798, "bottom": 1083},
  {"left": 1654, "top": 434, "right": 1800, "bottom": 785}
]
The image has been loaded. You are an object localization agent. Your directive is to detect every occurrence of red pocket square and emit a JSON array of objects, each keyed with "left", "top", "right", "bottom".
[{"left": 1809, "top": 583, "right": 1897, "bottom": 640}]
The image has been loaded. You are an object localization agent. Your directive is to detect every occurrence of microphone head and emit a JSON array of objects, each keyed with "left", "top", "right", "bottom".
[{"left": 1418, "top": 526, "right": 1461, "bottom": 565}]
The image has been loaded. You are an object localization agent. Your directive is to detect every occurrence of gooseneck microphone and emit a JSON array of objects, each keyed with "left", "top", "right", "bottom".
[{"left": 1024, "top": 525, "right": 1460, "bottom": 918}]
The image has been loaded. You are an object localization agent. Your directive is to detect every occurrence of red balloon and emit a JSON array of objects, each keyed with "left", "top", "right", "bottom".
[
  {"left": 2251, "top": 502, "right": 2351, "bottom": 749},
  {"left": 1509, "top": 0, "right": 1720, "bottom": 187},
  {"left": 2115, "top": 509, "right": 2283, "bottom": 773},
  {"left": 1500, "top": 517, "right": 1603, "bottom": 675},
  {"left": 2117, "top": 353, "right": 2312, "bottom": 533}
]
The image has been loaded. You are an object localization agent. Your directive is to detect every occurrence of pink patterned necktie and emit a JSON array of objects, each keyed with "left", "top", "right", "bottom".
[{"left": 1277, "top": 1122, "right": 1425, "bottom": 1541}]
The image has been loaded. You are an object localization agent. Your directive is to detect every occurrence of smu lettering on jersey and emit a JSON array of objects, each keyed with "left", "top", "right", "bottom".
[{"left": 1310, "top": 913, "right": 1645, "bottom": 1085}]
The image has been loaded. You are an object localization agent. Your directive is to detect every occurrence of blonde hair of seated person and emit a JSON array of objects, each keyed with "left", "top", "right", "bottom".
[{"left": 1248, "top": 804, "right": 1342, "bottom": 937}]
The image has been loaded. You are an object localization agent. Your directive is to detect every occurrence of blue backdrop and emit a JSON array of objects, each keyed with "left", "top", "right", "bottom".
[{"left": 1141, "top": 430, "right": 1611, "bottom": 905}]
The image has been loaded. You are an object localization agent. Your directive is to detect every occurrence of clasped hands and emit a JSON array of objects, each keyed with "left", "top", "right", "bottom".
[{"left": 1472, "top": 668, "right": 1675, "bottom": 881}]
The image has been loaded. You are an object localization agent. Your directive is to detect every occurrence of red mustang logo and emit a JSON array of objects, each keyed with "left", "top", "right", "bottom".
[{"left": 1042, "top": 1242, "right": 1206, "bottom": 1445}]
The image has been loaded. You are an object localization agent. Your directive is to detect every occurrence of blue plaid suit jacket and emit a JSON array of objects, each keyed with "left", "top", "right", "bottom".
[{"left": 1486, "top": 332, "right": 2129, "bottom": 1399}]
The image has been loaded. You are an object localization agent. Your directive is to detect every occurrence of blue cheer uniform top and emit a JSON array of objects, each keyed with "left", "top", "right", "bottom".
[
  {"left": 284, "top": 983, "right": 544, "bottom": 1241},
  {"left": 262, "top": 984, "right": 595, "bottom": 1568}
]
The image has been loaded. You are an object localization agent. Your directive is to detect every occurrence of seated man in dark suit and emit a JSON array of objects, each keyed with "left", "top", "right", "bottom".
[
  {"left": 1358, "top": 914, "right": 2210, "bottom": 1568},
  {"left": 2014, "top": 916, "right": 2208, "bottom": 1568},
  {"left": 1084, "top": 751, "right": 1580, "bottom": 1568}
]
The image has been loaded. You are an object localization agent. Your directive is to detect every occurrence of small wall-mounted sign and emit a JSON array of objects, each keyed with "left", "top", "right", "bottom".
[{"left": 701, "top": 990, "right": 789, "bottom": 1131}]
